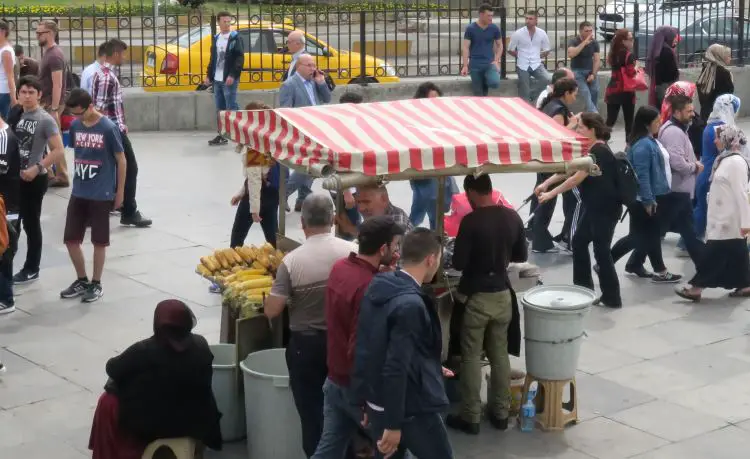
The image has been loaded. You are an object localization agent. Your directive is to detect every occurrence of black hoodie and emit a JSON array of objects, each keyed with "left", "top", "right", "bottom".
[{"left": 352, "top": 270, "right": 449, "bottom": 429}]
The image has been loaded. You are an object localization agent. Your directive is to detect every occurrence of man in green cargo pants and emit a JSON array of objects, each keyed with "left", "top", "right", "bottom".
[{"left": 444, "top": 174, "right": 528, "bottom": 435}]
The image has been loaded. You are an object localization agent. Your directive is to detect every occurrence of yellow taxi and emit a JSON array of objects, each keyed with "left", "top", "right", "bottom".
[{"left": 142, "top": 20, "right": 400, "bottom": 91}]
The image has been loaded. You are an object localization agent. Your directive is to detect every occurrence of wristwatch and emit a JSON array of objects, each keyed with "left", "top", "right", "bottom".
[{"left": 36, "top": 163, "right": 44, "bottom": 174}]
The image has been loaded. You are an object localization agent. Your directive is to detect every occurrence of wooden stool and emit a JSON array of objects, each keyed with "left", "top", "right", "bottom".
[
  {"left": 521, "top": 375, "right": 578, "bottom": 431},
  {"left": 141, "top": 437, "right": 203, "bottom": 459}
]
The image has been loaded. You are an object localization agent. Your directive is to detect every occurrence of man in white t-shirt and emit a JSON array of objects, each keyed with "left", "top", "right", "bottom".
[
  {"left": 536, "top": 67, "right": 574, "bottom": 108},
  {"left": 205, "top": 11, "right": 244, "bottom": 147},
  {"left": 80, "top": 42, "right": 107, "bottom": 94},
  {"left": 508, "top": 10, "right": 551, "bottom": 104}
]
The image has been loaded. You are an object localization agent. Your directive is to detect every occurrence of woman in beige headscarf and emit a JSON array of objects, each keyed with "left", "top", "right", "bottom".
[{"left": 696, "top": 44, "right": 733, "bottom": 120}]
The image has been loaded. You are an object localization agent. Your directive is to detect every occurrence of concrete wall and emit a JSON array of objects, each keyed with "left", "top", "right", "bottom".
[{"left": 123, "top": 65, "right": 750, "bottom": 132}]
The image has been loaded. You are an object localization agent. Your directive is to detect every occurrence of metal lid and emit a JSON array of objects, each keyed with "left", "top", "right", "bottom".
[{"left": 522, "top": 285, "right": 597, "bottom": 312}]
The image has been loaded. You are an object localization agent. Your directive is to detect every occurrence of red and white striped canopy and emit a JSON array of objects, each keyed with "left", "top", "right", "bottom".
[{"left": 219, "top": 97, "right": 589, "bottom": 176}]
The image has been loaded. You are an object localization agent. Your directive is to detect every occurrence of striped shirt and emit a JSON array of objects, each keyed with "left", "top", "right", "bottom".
[
  {"left": 91, "top": 62, "right": 127, "bottom": 133},
  {"left": 270, "top": 233, "right": 356, "bottom": 331}
]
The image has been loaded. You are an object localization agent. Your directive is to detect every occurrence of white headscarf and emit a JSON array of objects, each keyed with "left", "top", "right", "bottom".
[
  {"left": 707, "top": 94, "right": 740, "bottom": 127},
  {"left": 712, "top": 124, "right": 750, "bottom": 181}
]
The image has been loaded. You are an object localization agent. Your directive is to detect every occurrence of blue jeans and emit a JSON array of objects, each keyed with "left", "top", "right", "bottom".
[
  {"left": 517, "top": 66, "right": 550, "bottom": 103},
  {"left": 0, "top": 93, "right": 10, "bottom": 120},
  {"left": 287, "top": 171, "right": 315, "bottom": 206},
  {"left": 469, "top": 64, "right": 500, "bottom": 96},
  {"left": 573, "top": 69, "right": 600, "bottom": 113},
  {"left": 213, "top": 80, "right": 239, "bottom": 127},
  {"left": 366, "top": 407, "right": 453, "bottom": 459},
  {"left": 311, "top": 379, "right": 367, "bottom": 459},
  {"left": 409, "top": 178, "right": 456, "bottom": 230}
]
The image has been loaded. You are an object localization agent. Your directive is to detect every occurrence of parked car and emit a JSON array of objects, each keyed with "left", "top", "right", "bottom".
[
  {"left": 141, "top": 20, "right": 399, "bottom": 92},
  {"left": 597, "top": 0, "right": 729, "bottom": 40},
  {"left": 634, "top": 10, "right": 749, "bottom": 65}
]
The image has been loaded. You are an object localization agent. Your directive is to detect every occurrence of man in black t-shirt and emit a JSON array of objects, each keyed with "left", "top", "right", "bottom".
[
  {"left": 0, "top": 115, "right": 21, "bottom": 315},
  {"left": 446, "top": 174, "right": 527, "bottom": 436},
  {"left": 567, "top": 21, "right": 600, "bottom": 113}
]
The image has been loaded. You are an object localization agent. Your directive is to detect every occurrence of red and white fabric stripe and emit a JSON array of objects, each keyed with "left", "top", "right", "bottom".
[{"left": 219, "top": 97, "right": 589, "bottom": 176}]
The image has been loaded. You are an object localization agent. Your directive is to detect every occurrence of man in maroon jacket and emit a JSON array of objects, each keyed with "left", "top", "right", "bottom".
[{"left": 312, "top": 216, "right": 404, "bottom": 459}]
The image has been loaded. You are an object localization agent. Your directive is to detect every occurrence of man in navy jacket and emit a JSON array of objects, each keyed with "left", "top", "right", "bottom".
[
  {"left": 352, "top": 228, "right": 454, "bottom": 459},
  {"left": 205, "top": 11, "right": 244, "bottom": 146}
]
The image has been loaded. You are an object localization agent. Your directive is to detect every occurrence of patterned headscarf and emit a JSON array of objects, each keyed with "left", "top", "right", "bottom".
[
  {"left": 707, "top": 94, "right": 740, "bottom": 127},
  {"left": 711, "top": 124, "right": 750, "bottom": 181},
  {"left": 660, "top": 81, "right": 696, "bottom": 123},
  {"left": 696, "top": 44, "right": 731, "bottom": 95}
]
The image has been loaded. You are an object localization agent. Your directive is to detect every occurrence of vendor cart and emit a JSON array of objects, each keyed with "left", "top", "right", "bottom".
[{"left": 218, "top": 96, "right": 594, "bottom": 362}]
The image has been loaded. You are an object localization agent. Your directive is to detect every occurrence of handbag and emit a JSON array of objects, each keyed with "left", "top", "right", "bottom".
[{"left": 622, "top": 66, "right": 648, "bottom": 92}]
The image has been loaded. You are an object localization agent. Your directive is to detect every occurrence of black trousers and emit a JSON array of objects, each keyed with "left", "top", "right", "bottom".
[
  {"left": 611, "top": 200, "right": 667, "bottom": 273},
  {"left": 230, "top": 185, "right": 279, "bottom": 248},
  {"left": 531, "top": 174, "right": 556, "bottom": 251},
  {"left": 573, "top": 207, "right": 622, "bottom": 305},
  {"left": 655, "top": 192, "right": 705, "bottom": 264},
  {"left": 120, "top": 132, "right": 139, "bottom": 217},
  {"left": 286, "top": 330, "right": 328, "bottom": 458},
  {"left": 606, "top": 101, "right": 635, "bottom": 137},
  {"left": 18, "top": 174, "right": 47, "bottom": 273},
  {"left": 0, "top": 220, "right": 19, "bottom": 304},
  {"left": 558, "top": 190, "right": 578, "bottom": 243}
]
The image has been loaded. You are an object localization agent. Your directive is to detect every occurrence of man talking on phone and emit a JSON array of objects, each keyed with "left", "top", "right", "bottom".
[{"left": 279, "top": 54, "right": 332, "bottom": 212}]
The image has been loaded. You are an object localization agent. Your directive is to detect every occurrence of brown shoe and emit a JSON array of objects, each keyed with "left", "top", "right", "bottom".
[{"left": 48, "top": 176, "right": 70, "bottom": 188}]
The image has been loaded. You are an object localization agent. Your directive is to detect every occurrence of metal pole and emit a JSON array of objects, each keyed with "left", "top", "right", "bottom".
[
  {"left": 632, "top": 0, "right": 640, "bottom": 60},
  {"left": 738, "top": 0, "right": 746, "bottom": 67},
  {"left": 359, "top": 10, "right": 367, "bottom": 84},
  {"left": 499, "top": 4, "right": 507, "bottom": 79}
]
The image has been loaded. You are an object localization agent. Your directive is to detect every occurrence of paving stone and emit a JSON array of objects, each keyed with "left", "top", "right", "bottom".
[
  {"left": 608, "top": 400, "right": 728, "bottom": 442},
  {"left": 574, "top": 372, "right": 655, "bottom": 421},
  {"left": 665, "top": 372, "right": 750, "bottom": 424},
  {"left": 562, "top": 417, "right": 668, "bottom": 459},
  {"left": 630, "top": 426, "right": 750, "bottom": 459}
]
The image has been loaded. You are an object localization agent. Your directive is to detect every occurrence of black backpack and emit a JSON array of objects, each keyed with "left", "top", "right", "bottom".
[{"left": 613, "top": 151, "right": 639, "bottom": 206}]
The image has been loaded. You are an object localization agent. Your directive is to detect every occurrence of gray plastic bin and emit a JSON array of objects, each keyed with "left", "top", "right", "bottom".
[
  {"left": 210, "top": 344, "right": 246, "bottom": 442},
  {"left": 240, "top": 348, "right": 303, "bottom": 459}
]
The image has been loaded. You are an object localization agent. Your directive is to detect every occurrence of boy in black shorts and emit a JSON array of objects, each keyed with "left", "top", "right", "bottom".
[{"left": 60, "top": 89, "right": 126, "bottom": 303}]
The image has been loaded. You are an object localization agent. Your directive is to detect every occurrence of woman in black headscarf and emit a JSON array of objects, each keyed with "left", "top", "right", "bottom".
[{"left": 89, "top": 299, "right": 222, "bottom": 459}]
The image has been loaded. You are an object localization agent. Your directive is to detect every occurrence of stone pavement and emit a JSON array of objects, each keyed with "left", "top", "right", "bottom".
[{"left": 1, "top": 123, "right": 750, "bottom": 459}]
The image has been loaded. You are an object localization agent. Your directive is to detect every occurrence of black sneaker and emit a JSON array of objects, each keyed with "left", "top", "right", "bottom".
[
  {"left": 82, "top": 282, "right": 103, "bottom": 303},
  {"left": 208, "top": 135, "right": 228, "bottom": 146},
  {"left": 445, "top": 414, "right": 480, "bottom": 435},
  {"left": 294, "top": 201, "right": 303, "bottom": 212},
  {"left": 60, "top": 279, "right": 89, "bottom": 299},
  {"left": 625, "top": 266, "right": 654, "bottom": 279},
  {"left": 652, "top": 272, "right": 682, "bottom": 283},
  {"left": 532, "top": 246, "right": 560, "bottom": 254},
  {"left": 0, "top": 301, "right": 15, "bottom": 315},
  {"left": 12, "top": 270, "right": 39, "bottom": 285},
  {"left": 488, "top": 413, "right": 509, "bottom": 431},
  {"left": 121, "top": 211, "right": 153, "bottom": 228},
  {"left": 0, "top": 361, "right": 5, "bottom": 374}
]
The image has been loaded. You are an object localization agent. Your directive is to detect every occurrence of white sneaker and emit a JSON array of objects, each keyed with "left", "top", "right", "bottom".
[{"left": 0, "top": 362, "right": 6, "bottom": 374}]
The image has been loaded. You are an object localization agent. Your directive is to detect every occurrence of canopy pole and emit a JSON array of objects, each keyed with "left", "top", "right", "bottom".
[
  {"left": 319, "top": 157, "right": 596, "bottom": 191},
  {"left": 278, "top": 165, "right": 288, "bottom": 239},
  {"left": 435, "top": 176, "right": 446, "bottom": 283}
]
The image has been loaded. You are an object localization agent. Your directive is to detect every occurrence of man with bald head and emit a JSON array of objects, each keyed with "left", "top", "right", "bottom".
[
  {"left": 283, "top": 30, "right": 306, "bottom": 81},
  {"left": 337, "top": 184, "right": 414, "bottom": 239},
  {"left": 280, "top": 53, "right": 332, "bottom": 211}
]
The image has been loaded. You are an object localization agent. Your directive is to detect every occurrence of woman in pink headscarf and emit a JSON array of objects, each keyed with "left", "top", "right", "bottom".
[{"left": 646, "top": 26, "right": 680, "bottom": 107}]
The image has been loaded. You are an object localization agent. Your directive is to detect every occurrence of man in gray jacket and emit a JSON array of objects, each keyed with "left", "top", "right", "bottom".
[
  {"left": 280, "top": 54, "right": 332, "bottom": 211},
  {"left": 658, "top": 94, "right": 705, "bottom": 265}
]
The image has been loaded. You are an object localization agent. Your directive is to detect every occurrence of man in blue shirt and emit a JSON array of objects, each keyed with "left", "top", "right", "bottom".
[
  {"left": 461, "top": 4, "right": 503, "bottom": 96},
  {"left": 60, "top": 88, "right": 126, "bottom": 303}
]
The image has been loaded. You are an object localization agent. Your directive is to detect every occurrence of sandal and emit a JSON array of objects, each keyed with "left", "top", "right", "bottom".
[
  {"left": 728, "top": 289, "right": 750, "bottom": 298},
  {"left": 675, "top": 286, "right": 701, "bottom": 302}
]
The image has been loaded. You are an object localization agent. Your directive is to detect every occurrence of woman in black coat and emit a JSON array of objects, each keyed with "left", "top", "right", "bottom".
[
  {"left": 89, "top": 299, "right": 222, "bottom": 459},
  {"left": 696, "top": 44, "right": 734, "bottom": 122}
]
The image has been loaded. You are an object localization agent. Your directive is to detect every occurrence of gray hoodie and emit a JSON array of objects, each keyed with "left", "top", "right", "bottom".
[{"left": 659, "top": 119, "right": 697, "bottom": 198}]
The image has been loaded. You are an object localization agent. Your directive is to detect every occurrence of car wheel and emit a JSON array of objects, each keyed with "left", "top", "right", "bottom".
[
  {"left": 686, "top": 51, "right": 704, "bottom": 68},
  {"left": 349, "top": 76, "right": 378, "bottom": 85}
]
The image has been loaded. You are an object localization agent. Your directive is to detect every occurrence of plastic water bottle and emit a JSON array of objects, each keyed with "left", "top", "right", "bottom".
[{"left": 520, "top": 387, "right": 537, "bottom": 432}]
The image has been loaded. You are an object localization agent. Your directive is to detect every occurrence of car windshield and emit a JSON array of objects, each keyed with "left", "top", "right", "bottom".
[{"left": 169, "top": 26, "right": 212, "bottom": 48}]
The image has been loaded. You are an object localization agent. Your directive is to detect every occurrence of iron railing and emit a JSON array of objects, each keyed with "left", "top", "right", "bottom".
[{"left": 3, "top": 0, "right": 747, "bottom": 89}]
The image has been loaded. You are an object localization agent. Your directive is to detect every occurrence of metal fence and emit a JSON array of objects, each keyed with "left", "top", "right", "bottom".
[{"left": 4, "top": 0, "right": 748, "bottom": 89}]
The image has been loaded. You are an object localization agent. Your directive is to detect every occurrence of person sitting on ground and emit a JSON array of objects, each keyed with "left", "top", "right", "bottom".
[
  {"left": 676, "top": 124, "right": 750, "bottom": 301},
  {"left": 336, "top": 184, "right": 413, "bottom": 239},
  {"left": 88, "top": 299, "right": 222, "bottom": 459}
]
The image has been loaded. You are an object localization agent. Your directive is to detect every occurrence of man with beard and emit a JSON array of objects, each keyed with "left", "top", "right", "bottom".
[
  {"left": 36, "top": 19, "right": 69, "bottom": 187},
  {"left": 336, "top": 185, "right": 413, "bottom": 239},
  {"left": 312, "top": 216, "right": 404, "bottom": 459},
  {"left": 446, "top": 173, "right": 527, "bottom": 435}
]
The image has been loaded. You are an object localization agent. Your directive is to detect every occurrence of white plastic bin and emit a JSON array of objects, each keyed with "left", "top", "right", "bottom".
[
  {"left": 522, "top": 285, "right": 596, "bottom": 380},
  {"left": 210, "top": 344, "right": 246, "bottom": 442},
  {"left": 240, "top": 348, "right": 303, "bottom": 459}
]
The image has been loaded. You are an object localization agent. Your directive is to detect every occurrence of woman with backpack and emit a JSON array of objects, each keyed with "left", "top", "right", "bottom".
[
  {"left": 676, "top": 124, "right": 750, "bottom": 301},
  {"left": 534, "top": 113, "right": 623, "bottom": 307}
]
